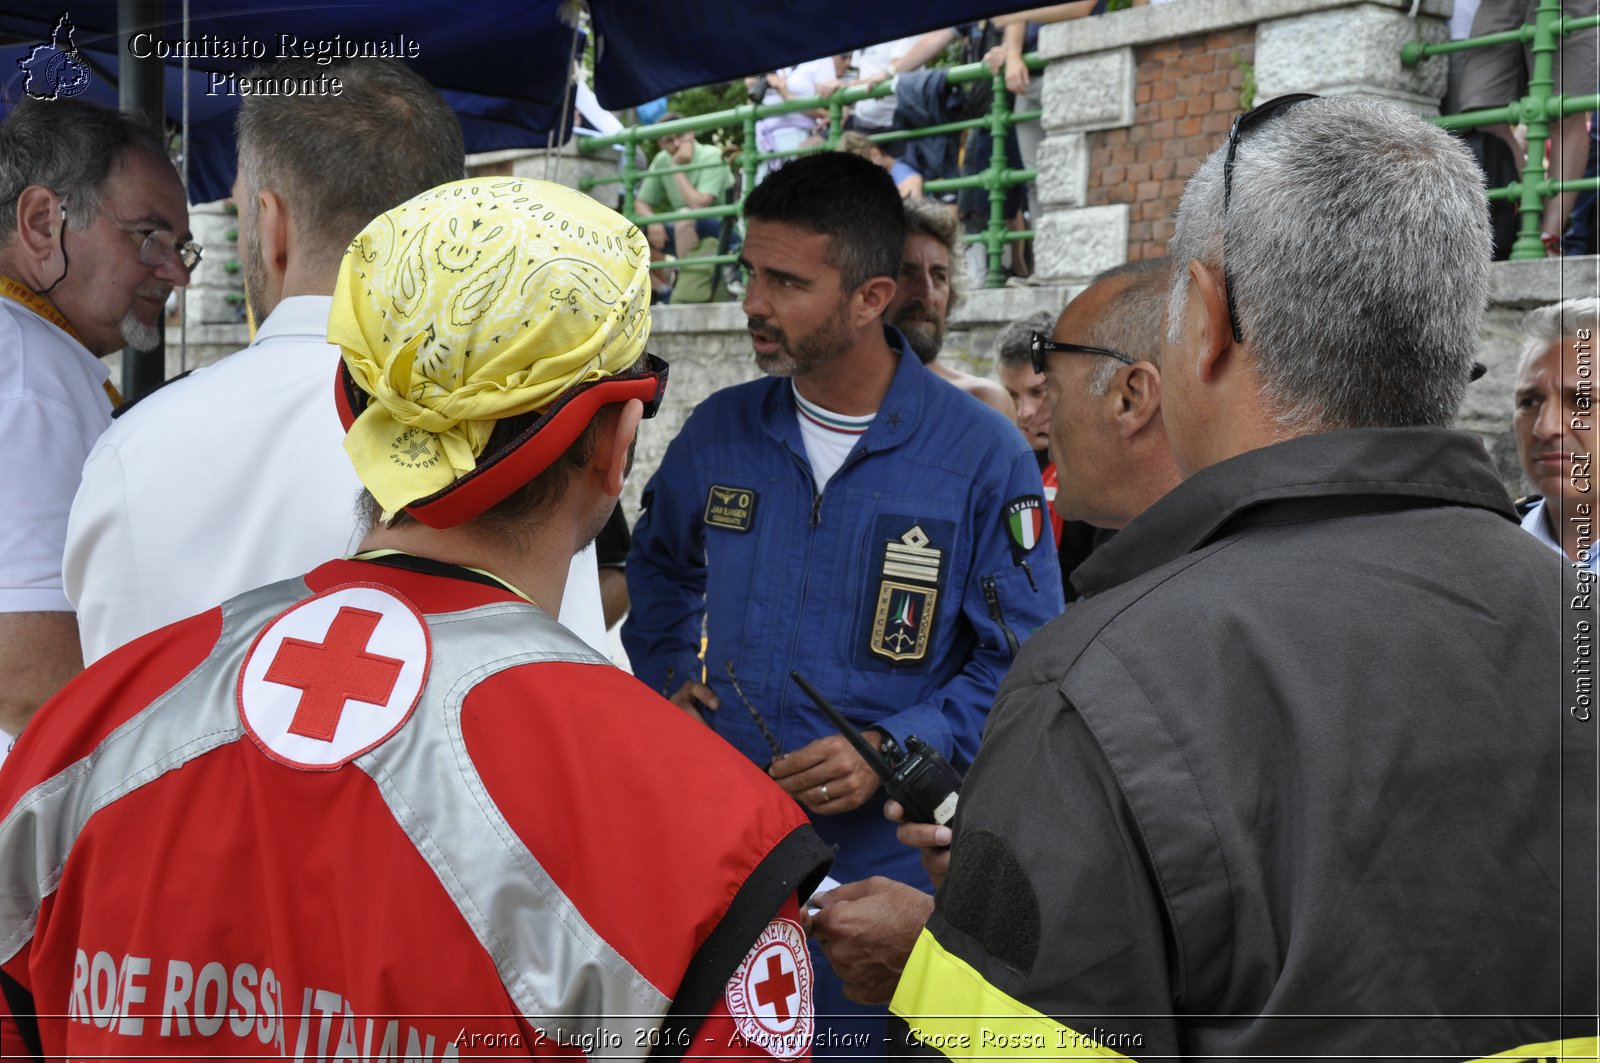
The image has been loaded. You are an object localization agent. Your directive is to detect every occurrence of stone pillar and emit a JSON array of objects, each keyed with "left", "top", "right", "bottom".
[
  {"left": 1031, "top": 0, "right": 1452, "bottom": 281},
  {"left": 1254, "top": 4, "right": 1449, "bottom": 109},
  {"left": 1032, "top": 48, "right": 1137, "bottom": 284}
]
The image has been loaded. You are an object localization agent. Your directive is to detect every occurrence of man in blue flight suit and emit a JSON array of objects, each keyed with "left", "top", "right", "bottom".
[{"left": 623, "top": 151, "right": 1064, "bottom": 1057}]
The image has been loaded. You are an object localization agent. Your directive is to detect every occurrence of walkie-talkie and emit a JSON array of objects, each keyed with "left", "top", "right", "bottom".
[{"left": 789, "top": 671, "right": 963, "bottom": 825}]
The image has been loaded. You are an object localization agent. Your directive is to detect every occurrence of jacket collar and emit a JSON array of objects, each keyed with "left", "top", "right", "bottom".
[
  {"left": 760, "top": 324, "right": 929, "bottom": 456},
  {"left": 1073, "top": 427, "right": 1517, "bottom": 598}
]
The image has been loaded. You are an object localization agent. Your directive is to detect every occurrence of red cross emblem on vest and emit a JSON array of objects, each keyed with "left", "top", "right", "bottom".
[
  {"left": 753, "top": 952, "right": 798, "bottom": 1022},
  {"left": 264, "top": 607, "right": 403, "bottom": 742},
  {"left": 238, "top": 584, "right": 430, "bottom": 770},
  {"left": 725, "top": 917, "right": 812, "bottom": 1059}
]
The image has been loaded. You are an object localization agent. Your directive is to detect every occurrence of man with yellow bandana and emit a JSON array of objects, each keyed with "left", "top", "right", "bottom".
[{"left": 0, "top": 179, "right": 831, "bottom": 1062}]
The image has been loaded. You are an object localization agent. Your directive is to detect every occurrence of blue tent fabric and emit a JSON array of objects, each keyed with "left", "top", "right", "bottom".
[
  {"left": 586, "top": 0, "right": 1020, "bottom": 110},
  {"left": 3, "top": 1, "right": 1025, "bottom": 203},
  {"left": 1, "top": 2, "right": 581, "bottom": 203}
]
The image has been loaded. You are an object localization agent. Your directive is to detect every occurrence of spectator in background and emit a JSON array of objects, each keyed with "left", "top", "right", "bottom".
[
  {"left": 747, "top": 57, "right": 839, "bottom": 181},
  {"left": 968, "top": 4, "right": 1150, "bottom": 282},
  {"left": 635, "top": 115, "right": 733, "bottom": 303},
  {"left": 994, "top": 309, "right": 1091, "bottom": 599},
  {"left": 994, "top": 311, "right": 1057, "bottom": 459},
  {"left": 838, "top": 131, "right": 924, "bottom": 199},
  {"left": 1562, "top": 116, "right": 1598, "bottom": 256},
  {"left": 845, "top": 35, "right": 924, "bottom": 134},
  {"left": 1451, "top": 0, "right": 1597, "bottom": 253},
  {"left": 888, "top": 199, "right": 1016, "bottom": 419},
  {"left": 844, "top": 30, "right": 988, "bottom": 185},
  {"left": 1513, "top": 296, "right": 1598, "bottom": 568}
]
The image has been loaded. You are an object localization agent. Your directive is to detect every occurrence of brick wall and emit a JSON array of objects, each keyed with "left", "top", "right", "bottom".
[{"left": 1087, "top": 28, "right": 1255, "bottom": 261}]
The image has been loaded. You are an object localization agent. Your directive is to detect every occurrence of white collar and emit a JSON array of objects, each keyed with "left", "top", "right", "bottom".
[{"left": 250, "top": 295, "right": 335, "bottom": 347}]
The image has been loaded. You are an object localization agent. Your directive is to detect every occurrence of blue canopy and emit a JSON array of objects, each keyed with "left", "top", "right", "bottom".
[{"left": 2, "top": 2, "right": 1020, "bottom": 203}]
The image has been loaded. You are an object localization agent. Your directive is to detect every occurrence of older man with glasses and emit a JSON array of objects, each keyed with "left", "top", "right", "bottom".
[
  {"left": 889, "top": 94, "right": 1596, "bottom": 1058},
  {"left": 0, "top": 97, "right": 195, "bottom": 757}
]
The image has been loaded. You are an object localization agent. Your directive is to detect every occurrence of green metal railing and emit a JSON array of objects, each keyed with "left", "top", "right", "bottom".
[
  {"left": 577, "top": 55, "right": 1045, "bottom": 289},
  {"left": 1403, "top": 0, "right": 1600, "bottom": 259}
]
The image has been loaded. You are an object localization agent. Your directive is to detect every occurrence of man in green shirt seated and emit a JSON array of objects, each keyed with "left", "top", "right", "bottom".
[{"left": 635, "top": 114, "right": 733, "bottom": 304}]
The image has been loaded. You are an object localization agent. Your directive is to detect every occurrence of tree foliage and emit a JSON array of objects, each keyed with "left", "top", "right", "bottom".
[{"left": 666, "top": 80, "right": 749, "bottom": 149}]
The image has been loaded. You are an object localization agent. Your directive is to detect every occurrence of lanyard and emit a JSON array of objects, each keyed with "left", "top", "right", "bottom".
[
  {"left": 0, "top": 275, "right": 77, "bottom": 338},
  {"left": 0, "top": 275, "right": 124, "bottom": 408}
]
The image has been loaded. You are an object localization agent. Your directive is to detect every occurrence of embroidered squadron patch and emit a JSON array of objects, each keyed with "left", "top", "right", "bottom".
[
  {"left": 724, "top": 918, "right": 813, "bottom": 1060},
  {"left": 1003, "top": 494, "right": 1045, "bottom": 561},
  {"left": 237, "top": 584, "right": 431, "bottom": 771},
  {"left": 870, "top": 524, "right": 942, "bottom": 663},
  {"left": 704, "top": 484, "right": 757, "bottom": 531}
]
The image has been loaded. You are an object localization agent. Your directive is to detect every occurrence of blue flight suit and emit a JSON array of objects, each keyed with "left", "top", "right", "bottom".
[{"left": 624, "top": 330, "right": 1064, "bottom": 1057}]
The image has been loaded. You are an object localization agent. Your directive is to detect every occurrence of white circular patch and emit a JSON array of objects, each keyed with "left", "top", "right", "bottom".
[
  {"left": 724, "top": 917, "right": 813, "bottom": 1060},
  {"left": 237, "top": 584, "right": 430, "bottom": 771}
]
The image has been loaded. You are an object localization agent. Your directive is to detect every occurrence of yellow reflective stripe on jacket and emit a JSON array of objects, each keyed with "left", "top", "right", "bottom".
[
  {"left": 889, "top": 928, "right": 1139, "bottom": 1060},
  {"left": 1467, "top": 1037, "right": 1598, "bottom": 1061}
]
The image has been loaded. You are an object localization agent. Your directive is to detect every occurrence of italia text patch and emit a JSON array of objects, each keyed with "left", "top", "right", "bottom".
[
  {"left": 1003, "top": 494, "right": 1045, "bottom": 562},
  {"left": 705, "top": 484, "right": 757, "bottom": 531}
]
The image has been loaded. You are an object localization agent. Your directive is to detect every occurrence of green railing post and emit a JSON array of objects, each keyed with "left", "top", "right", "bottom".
[
  {"left": 618, "top": 127, "right": 638, "bottom": 215},
  {"left": 1405, "top": 10, "right": 1600, "bottom": 258},
  {"left": 985, "top": 69, "right": 1011, "bottom": 288},
  {"left": 742, "top": 104, "right": 760, "bottom": 195},
  {"left": 1510, "top": 0, "right": 1564, "bottom": 258},
  {"left": 827, "top": 99, "right": 844, "bottom": 148}
]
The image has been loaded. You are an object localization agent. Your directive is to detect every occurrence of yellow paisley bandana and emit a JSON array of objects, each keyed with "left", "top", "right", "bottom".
[{"left": 329, "top": 177, "right": 652, "bottom": 519}]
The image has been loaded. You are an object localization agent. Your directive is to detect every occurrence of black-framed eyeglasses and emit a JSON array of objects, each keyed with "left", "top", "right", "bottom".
[
  {"left": 1030, "top": 331, "right": 1136, "bottom": 376},
  {"left": 1221, "top": 92, "right": 1317, "bottom": 344}
]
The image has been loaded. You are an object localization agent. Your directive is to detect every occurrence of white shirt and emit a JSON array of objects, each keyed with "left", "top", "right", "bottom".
[
  {"left": 793, "top": 382, "right": 873, "bottom": 491},
  {"left": 65, "top": 295, "right": 609, "bottom": 664},
  {"left": 1520, "top": 497, "right": 1599, "bottom": 570},
  {"left": 0, "top": 296, "right": 111, "bottom": 614},
  {"left": 851, "top": 37, "right": 918, "bottom": 129}
]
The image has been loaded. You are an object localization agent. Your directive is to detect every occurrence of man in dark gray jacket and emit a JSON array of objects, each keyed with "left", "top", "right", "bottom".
[{"left": 890, "top": 94, "right": 1597, "bottom": 1059}]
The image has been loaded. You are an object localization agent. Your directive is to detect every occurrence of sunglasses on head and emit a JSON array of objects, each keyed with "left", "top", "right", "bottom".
[{"left": 1220, "top": 93, "right": 1318, "bottom": 344}]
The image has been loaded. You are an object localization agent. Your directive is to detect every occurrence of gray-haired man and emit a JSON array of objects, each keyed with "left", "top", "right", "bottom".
[
  {"left": 892, "top": 94, "right": 1596, "bottom": 1057},
  {"left": 1514, "top": 297, "right": 1598, "bottom": 570},
  {"left": 0, "top": 98, "right": 193, "bottom": 749}
]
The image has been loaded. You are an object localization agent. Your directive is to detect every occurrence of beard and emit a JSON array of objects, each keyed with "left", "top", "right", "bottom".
[
  {"left": 119, "top": 301, "right": 165, "bottom": 352},
  {"left": 891, "top": 304, "right": 945, "bottom": 364},
  {"left": 749, "top": 299, "right": 855, "bottom": 378},
  {"left": 241, "top": 224, "right": 274, "bottom": 323}
]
